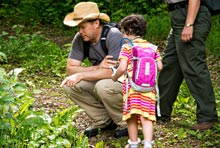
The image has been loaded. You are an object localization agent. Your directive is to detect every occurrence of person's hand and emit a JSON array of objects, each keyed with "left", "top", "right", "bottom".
[
  {"left": 60, "top": 73, "right": 82, "bottom": 87},
  {"left": 111, "top": 66, "right": 118, "bottom": 82},
  {"left": 99, "top": 55, "right": 118, "bottom": 69},
  {"left": 181, "top": 26, "right": 193, "bottom": 42},
  {"left": 111, "top": 75, "right": 118, "bottom": 82}
]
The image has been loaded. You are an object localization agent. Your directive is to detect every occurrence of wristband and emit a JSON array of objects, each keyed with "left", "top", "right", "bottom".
[{"left": 185, "top": 23, "right": 193, "bottom": 27}]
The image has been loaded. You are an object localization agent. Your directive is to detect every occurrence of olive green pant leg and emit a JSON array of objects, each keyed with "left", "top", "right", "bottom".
[
  {"left": 158, "top": 29, "right": 184, "bottom": 117},
  {"left": 64, "top": 79, "right": 123, "bottom": 127}
]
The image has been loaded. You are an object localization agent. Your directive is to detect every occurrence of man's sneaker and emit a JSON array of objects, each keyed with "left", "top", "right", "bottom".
[
  {"left": 114, "top": 128, "right": 128, "bottom": 138},
  {"left": 84, "top": 121, "right": 117, "bottom": 138}
]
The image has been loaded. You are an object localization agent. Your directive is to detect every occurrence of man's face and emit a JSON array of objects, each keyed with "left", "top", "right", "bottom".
[{"left": 78, "top": 20, "right": 98, "bottom": 42}]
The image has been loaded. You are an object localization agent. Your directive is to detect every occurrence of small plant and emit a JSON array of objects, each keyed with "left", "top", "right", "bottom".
[{"left": 0, "top": 67, "right": 89, "bottom": 147}]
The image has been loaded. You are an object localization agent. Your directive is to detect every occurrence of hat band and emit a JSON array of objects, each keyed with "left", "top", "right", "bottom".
[{"left": 73, "top": 17, "right": 83, "bottom": 20}]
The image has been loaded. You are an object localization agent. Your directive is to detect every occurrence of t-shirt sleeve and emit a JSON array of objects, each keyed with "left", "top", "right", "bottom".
[
  {"left": 68, "top": 32, "right": 84, "bottom": 62},
  {"left": 119, "top": 44, "right": 130, "bottom": 61},
  {"left": 105, "top": 28, "right": 123, "bottom": 61}
]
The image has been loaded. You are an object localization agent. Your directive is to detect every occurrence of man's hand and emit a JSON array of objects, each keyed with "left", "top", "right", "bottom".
[
  {"left": 181, "top": 26, "right": 193, "bottom": 42},
  {"left": 60, "top": 73, "right": 82, "bottom": 87},
  {"left": 99, "top": 55, "right": 118, "bottom": 69}
]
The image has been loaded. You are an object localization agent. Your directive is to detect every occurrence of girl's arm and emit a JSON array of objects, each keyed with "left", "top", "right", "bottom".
[
  {"left": 157, "top": 60, "right": 163, "bottom": 71},
  {"left": 112, "top": 59, "right": 127, "bottom": 81}
]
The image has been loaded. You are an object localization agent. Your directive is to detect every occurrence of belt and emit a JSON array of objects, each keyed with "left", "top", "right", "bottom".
[{"left": 168, "top": 1, "right": 188, "bottom": 11}]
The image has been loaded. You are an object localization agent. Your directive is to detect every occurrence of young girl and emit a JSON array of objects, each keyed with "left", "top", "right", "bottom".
[{"left": 111, "top": 14, "right": 163, "bottom": 148}]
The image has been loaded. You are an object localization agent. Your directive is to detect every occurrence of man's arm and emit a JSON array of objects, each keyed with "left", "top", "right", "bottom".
[
  {"left": 80, "top": 67, "right": 113, "bottom": 81},
  {"left": 181, "top": 0, "right": 200, "bottom": 42},
  {"left": 66, "top": 58, "right": 99, "bottom": 75},
  {"left": 61, "top": 62, "right": 113, "bottom": 87},
  {"left": 66, "top": 55, "right": 117, "bottom": 75},
  {"left": 63, "top": 55, "right": 117, "bottom": 87}
]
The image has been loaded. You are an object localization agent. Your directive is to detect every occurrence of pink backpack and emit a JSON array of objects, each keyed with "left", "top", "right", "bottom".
[{"left": 120, "top": 38, "right": 158, "bottom": 92}]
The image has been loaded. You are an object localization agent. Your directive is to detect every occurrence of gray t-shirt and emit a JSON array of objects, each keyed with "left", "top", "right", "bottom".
[
  {"left": 69, "top": 27, "right": 123, "bottom": 65},
  {"left": 165, "top": 0, "right": 186, "bottom": 4}
]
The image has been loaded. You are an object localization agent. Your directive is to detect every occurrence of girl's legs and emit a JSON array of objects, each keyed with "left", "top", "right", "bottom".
[
  {"left": 140, "top": 116, "right": 153, "bottom": 141},
  {"left": 127, "top": 114, "right": 138, "bottom": 141},
  {"left": 140, "top": 116, "right": 153, "bottom": 148},
  {"left": 125, "top": 114, "right": 140, "bottom": 148}
]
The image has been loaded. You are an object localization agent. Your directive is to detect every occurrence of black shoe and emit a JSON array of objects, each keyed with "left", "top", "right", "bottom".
[
  {"left": 84, "top": 127, "right": 100, "bottom": 137},
  {"left": 191, "top": 122, "right": 215, "bottom": 131},
  {"left": 103, "top": 121, "right": 118, "bottom": 130},
  {"left": 114, "top": 128, "right": 128, "bottom": 138},
  {"left": 156, "top": 115, "right": 171, "bottom": 122},
  {"left": 84, "top": 121, "right": 117, "bottom": 138}
]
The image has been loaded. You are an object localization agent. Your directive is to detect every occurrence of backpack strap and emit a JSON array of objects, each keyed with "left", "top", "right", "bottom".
[
  {"left": 120, "top": 37, "right": 134, "bottom": 111},
  {"left": 120, "top": 37, "right": 134, "bottom": 48},
  {"left": 155, "top": 84, "right": 161, "bottom": 117},
  {"left": 125, "top": 72, "right": 129, "bottom": 111},
  {"left": 83, "top": 41, "right": 90, "bottom": 59},
  {"left": 100, "top": 23, "right": 115, "bottom": 55}
]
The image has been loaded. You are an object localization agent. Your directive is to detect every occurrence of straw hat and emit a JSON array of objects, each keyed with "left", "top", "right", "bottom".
[{"left": 63, "top": 2, "right": 110, "bottom": 27}]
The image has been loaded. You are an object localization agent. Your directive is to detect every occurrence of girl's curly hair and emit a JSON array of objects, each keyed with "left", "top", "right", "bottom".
[{"left": 118, "top": 14, "right": 147, "bottom": 37}]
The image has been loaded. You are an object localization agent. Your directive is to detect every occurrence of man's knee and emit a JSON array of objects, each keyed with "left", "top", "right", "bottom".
[
  {"left": 94, "top": 79, "right": 121, "bottom": 96},
  {"left": 62, "top": 82, "right": 85, "bottom": 101},
  {"left": 63, "top": 86, "right": 72, "bottom": 95},
  {"left": 63, "top": 80, "right": 93, "bottom": 94}
]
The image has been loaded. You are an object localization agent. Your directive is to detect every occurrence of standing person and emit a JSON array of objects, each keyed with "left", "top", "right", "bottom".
[
  {"left": 158, "top": 0, "right": 219, "bottom": 130},
  {"left": 60, "top": 2, "right": 128, "bottom": 138},
  {"left": 112, "top": 14, "right": 163, "bottom": 148}
]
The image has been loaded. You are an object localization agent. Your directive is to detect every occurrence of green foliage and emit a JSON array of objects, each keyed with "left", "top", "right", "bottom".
[
  {"left": 95, "top": 141, "right": 104, "bottom": 148},
  {"left": 145, "top": 14, "right": 170, "bottom": 44},
  {"left": 1, "top": 0, "right": 219, "bottom": 54},
  {"left": 0, "top": 0, "right": 74, "bottom": 27},
  {"left": 207, "top": 15, "right": 220, "bottom": 55},
  {"left": 0, "top": 67, "right": 89, "bottom": 147},
  {"left": 0, "top": 51, "right": 7, "bottom": 63},
  {"left": 0, "top": 25, "right": 68, "bottom": 77},
  {"left": 0, "top": 0, "right": 165, "bottom": 27}
]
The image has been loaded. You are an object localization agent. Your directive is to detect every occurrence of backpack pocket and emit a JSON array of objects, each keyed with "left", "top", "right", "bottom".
[{"left": 131, "top": 57, "right": 157, "bottom": 92}]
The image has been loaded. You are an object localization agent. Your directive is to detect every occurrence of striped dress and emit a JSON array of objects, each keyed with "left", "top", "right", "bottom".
[{"left": 119, "top": 38, "right": 161, "bottom": 123}]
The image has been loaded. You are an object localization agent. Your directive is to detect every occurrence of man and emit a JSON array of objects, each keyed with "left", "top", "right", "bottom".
[
  {"left": 60, "top": 2, "right": 128, "bottom": 138},
  {"left": 158, "top": 0, "right": 219, "bottom": 130}
]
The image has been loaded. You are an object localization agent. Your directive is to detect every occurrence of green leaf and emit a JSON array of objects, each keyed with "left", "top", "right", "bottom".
[
  {"left": 1, "top": 31, "right": 8, "bottom": 36},
  {"left": 0, "top": 52, "right": 7, "bottom": 62}
]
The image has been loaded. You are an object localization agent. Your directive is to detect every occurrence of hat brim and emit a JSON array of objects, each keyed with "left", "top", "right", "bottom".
[{"left": 63, "top": 12, "right": 110, "bottom": 27}]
